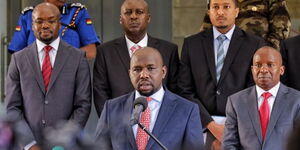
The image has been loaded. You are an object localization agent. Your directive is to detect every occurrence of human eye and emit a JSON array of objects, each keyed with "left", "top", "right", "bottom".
[
  {"left": 224, "top": 5, "right": 230, "bottom": 9},
  {"left": 133, "top": 67, "right": 142, "bottom": 72},
  {"left": 267, "top": 63, "right": 275, "bottom": 68},
  {"left": 136, "top": 9, "right": 144, "bottom": 14},
  {"left": 124, "top": 10, "right": 132, "bottom": 15},
  {"left": 34, "top": 20, "right": 43, "bottom": 24},
  {"left": 212, "top": 5, "right": 219, "bottom": 10},
  {"left": 254, "top": 64, "right": 262, "bottom": 68}
]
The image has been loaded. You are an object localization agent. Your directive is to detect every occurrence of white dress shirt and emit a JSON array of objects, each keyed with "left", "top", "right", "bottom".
[
  {"left": 36, "top": 37, "right": 60, "bottom": 70},
  {"left": 125, "top": 33, "right": 148, "bottom": 57},
  {"left": 132, "top": 86, "right": 165, "bottom": 138},
  {"left": 213, "top": 25, "right": 235, "bottom": 65},
  {"left": 256, "top": 82, "right": 281, "bottom": 117}
]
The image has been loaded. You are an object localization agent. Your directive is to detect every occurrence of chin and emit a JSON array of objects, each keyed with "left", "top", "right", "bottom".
[{"left": 138, "top": 90, "right": 154, "bottom": 97}]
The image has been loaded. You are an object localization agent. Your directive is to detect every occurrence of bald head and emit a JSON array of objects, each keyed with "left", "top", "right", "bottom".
[
  {"left": 129, "top": 47, "right": 166, "bottom": 96},
  {"left": 251, "top": 46, "right": 285, "bottom": 90},
  {"left": 32, "top": 2, "right": 61, "bottom": 44},
  {"left": 33, "top": 2, "right": 60, "bottom": 18}
]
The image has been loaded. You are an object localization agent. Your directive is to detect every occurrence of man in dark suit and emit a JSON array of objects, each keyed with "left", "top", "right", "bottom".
[
  {"left": 223, "top": 46, "right": 300, "bottom": 150},
  {"left": 95, "top": 47, "right": 203, "bottom": 150},
  {"left": 5, "top": 3, "right": 91, "bottom": 150},
  {"left": 280, "top": 35, "right": 300, "bottom": 91},
  {"left": 177, "top": 0, "right": 264, "bottom": 149},
  {"left": 93, "top": 0, "right": 179, "bottom": 116}
]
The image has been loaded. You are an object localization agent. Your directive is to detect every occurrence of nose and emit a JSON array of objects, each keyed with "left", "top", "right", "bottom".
[
  {"left": 259, "top": 65, "right": 269, "bottom": 73},
  {"left": 41, "top": 22, "right": 50, "bottom": 28},
  {"left": 217, "top": 8, "right": 224, "bottom": 15},
  {"left": 130, "top": 12, "right": 137, "bottom": 19},
  {"left": 140, "top": 69, "right": 150, "bottom": 79}
]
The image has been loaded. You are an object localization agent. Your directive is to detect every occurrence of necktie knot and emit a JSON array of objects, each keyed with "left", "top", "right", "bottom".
[
  {"left": 44, "top": 45, "right": 52, "bottom": 53},
  {"left": 217, "top": 34, "right": 226, "bottom": 43},
  {"left": 130, "top": 45, "right": 141, "bottom": 53},
  {"left": 146, "top": 97, "right": 152, "bottom": 102},
  {"left": 262, "top": 92, "right": 272, "bottom": 100}
]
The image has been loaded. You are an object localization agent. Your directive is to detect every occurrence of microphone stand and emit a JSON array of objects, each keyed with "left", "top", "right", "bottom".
[{"left": 138, "top": 123, "right": 168, "bottom": 150}]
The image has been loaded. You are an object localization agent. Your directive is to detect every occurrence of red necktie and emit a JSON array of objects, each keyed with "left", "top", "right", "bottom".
[
  {"left": 136, "top": 97, "right": 152, "bottom": 150},
  {"left": 130, "top": 45, "right": 142, "bottom": 53},
  {"left": 42, "top": 45, "right": 52, "bottom": 92},
  {"left": 259, "top": 92, "right": 272, "bottom": 141}
]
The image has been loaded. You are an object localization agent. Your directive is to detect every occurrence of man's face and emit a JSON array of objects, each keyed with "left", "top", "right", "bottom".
[
  {"left": 32, "top": 6, "right": 60, "bottom": 45},
  {"left": 208, "top": 0, "right": 239, "bottom": 33},
  {"left": 251, "top": 48, "right": 285, "bottom": 91},
  {"left": 129, "top": 48, "right": 166, "bottom": 96},
  {"left": 45, "top": 0, "right": 66, "bottom": 8},
  {"left": 120, "top": 0, "right": 150, "bottom": 36}
]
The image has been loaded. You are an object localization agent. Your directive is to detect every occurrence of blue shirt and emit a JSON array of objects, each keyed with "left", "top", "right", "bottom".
[{"left": 8, "top": 3, "right": 100, "bottom": 52}]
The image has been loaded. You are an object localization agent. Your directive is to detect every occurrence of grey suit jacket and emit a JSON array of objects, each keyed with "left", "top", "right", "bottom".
[
  {"left": 223, "top": 84, "right": 300, "bottom": 150},
  {"left": 5, "top": 40, "right": 91, "bottom": 148},
  {"left": 93, "top": 35, "right": 179, "bottom": 116}
]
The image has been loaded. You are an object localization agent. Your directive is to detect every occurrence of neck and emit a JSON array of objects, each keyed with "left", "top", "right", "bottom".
[{"left": 126, "top": 32, "right": 146, "bottom": 44}]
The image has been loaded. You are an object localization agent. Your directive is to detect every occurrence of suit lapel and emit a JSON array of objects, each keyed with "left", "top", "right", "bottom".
[
  {"left": 147, "top": 35, "right": 159, "bottom": 49},
  {"left": 247, "top": 86, "right": 263, "bottom": 144},
  {"left": 146, "top": 90, "right": 177, "bottom": 150},
  {"left": 203, "top": 29, "right": 218, "bottom": 85},
  {"left": 115, "top": 37, "right": 131, "bottom": 71},
  {"left": 125, "top": 92, "right": 138, "bottom": 149},
  {"left": 47, "top": 41, "right": 70, "bottom": 93},
  {"left": 264, "top": 84, "right": 288, "bottom": 141},
  {"left": 218, "top": 28, "right": 244, "bottom": 84},
  {"left": 25, "top": 42, "right": 46, "bottom": 94}
]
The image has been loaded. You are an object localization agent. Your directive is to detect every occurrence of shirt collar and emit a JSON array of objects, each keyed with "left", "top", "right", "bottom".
[
  {"left": 125, "top": 33, "right": 148, "bottom": 49},
  {"left": 135, "top": 86, "right": 165, "bottom": 103},
  {"left": 36, "top": 37, "right": 60, "bottom": 53},
  {"left": 213, "top": 25, "right": 235, "bottom": 41},
  {"left": 256, "top": 82, "right": 281, "bottom": 99}
]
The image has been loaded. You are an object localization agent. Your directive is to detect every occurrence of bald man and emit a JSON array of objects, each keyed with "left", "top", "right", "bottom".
[
  {"left": 93, "top": 0, "right": 179, "bottom": 117},
  {"left": 5, "top": 3, "right": 91, "bottom": 149},
  {"left": 95, "top": 47, "right": 203, "bottom": 150},
  {"left": 223, "top": 46, "right": 300, "bottom": 150}
]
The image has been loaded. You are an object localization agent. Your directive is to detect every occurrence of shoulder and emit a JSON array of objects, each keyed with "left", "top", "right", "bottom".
[
  {"left": 60, "top": 40, "right": 85, "bottom": 56},
  {"left": 184, "top": 30, "right": 209, "bottom": 42},
  {"left": 106, "top": 93, "right": 132, "bottom": 107},
  {"left": 150, "top": 36, "right": 177, "bottom": 48},
  {"left": 97, "top": 37, "right": 123, "bottom": 51},
  {"left": 21, "top": 6, "right": 34, "bottom": 14},
  {"left": 282, "top": 35, "right": 300, "bottom": 45},
  {"left": 69, "top": 3, "right": 86, "bottom": 10},
  {"left": 166, "top": 89, "right": 198, "bottom": 109},
  {"left": 228, "top": 86, "right": 255, "bottom": 103}
]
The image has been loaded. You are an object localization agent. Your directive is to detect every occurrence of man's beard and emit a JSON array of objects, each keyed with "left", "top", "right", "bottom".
[
  {"left": 138, "top": 89, "right": 154, "bottom": 97},
  {"left": 216, "top": 25, "right": 228, "bottom": 29}
]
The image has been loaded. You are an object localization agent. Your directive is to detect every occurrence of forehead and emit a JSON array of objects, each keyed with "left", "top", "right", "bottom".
[
  {"left": 253, "top": 51, "right": 280, "bottom": 63},
  {"left": 210, "top": 0, "right": 234, "bottom": 5},
  {"left": 131, "top": 52, "right": 162, "bottom": 67},
  {"left": 121, "top": 0, "right": 147, "bottom": 10},
  {"left": 33, "top": 7, "right": 58, "bottom": 19}
]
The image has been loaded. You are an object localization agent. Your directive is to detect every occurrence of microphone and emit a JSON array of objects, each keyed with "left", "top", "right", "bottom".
[{"left": 130, "top": 97, "right": 148, "bottom": 126}]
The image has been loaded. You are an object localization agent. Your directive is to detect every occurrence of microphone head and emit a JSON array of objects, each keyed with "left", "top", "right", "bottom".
[{"left": 133, "top": 97, "right": 148, "bottom": 112}]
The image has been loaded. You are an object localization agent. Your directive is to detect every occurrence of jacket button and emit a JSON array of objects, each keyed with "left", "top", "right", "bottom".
[
  {"left": 216, "top": 90, "right": 221, "bottom": 95},
  {"left": 45, "top": 100, "right": 49, "bottom": 104}
]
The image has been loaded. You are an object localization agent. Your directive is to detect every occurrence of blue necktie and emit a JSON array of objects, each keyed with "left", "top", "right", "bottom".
[{"left": 216, "top": 34, "right": 226, "bottom": 82}]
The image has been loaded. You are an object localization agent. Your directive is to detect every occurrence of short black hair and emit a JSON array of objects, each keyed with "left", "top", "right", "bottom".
[{"left": 207, "top": 0, "right": 239, "bottom": 9}]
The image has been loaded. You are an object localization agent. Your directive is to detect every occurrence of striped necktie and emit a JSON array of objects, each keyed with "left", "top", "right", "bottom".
[
  {"left": 42, "top": 45, "right": 52, "bottom": 92},
  {"left": 216, "top": 34, "right": 226, "bottom": 82}
]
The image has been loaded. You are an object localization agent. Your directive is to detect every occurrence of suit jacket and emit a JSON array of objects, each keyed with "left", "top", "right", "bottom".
[
  {"left": 95, "top": 88, "right": 204, "bottom": 150},
  {"left": 223, "top": 84, "right": 300, "bottom": 150},
  {"left": 5, "top": 40, "right": 91, "bottom": 147},
  {"left": 280, "top": 35, "right": 300, "bottom": 90},
  {"left": 178, "top": 27, "right": 265, "bottom": 126},
  {"left": 93, "top": 35, "right": 179, "bottom": 116}
]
